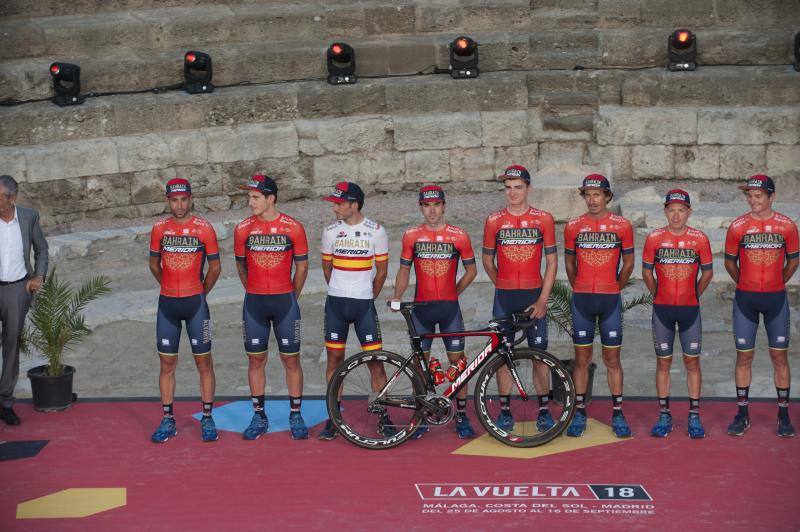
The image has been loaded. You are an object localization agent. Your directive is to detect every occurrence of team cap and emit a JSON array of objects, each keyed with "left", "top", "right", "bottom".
[
  {"left": 664, "top": 189, "right": 691, "bottom": 207},
  {"left": 240, "top": 174, "right": 277, "bottom": 196},
  {"left": 738, "top": 174, "right": 775, "bottom": 194},
  {"left": 499, "top": 164, "right": 531, "bottom": 184},
  {"left": 579, "top": 174, "right": 612, "bottom": 193},
  {"left": 322, "top": 181, "right": 364, "bottom": 204},
  {"left": 165, "top": 178, "right": 191, "bottom": 197},
  {"left": 419, "top": 185, "right": 445, "bottom": 203}
]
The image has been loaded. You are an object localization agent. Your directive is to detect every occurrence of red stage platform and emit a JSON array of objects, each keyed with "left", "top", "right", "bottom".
[{"left": 1, "top": 399, "right": 798, "bottom": 531}]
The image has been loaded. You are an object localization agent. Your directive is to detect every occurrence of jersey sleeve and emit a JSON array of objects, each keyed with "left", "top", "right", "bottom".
[
  {"left": 321, "top": 226, "right": 333, "bottom": 262},
  {"left": 724, "top": 224, "right": 740, "bottom": 261},
  {"left": 621, "top": 220, "right": 634, "bottom": 255},
  {"left": 482, "top": 216, "right": 496, "bottom": 255},
  {"left": 374, "top": 225, "right": 389, "bottom": 263},
  {"left": 459, "top": 232, "right": 476, "bottom": 265},
  {"left": 234, "top": 224, "right": 246, "bottom": 263},
  {"left": 543, "top": 213, "right": 557, "bottom": 255},
  {"left": 292, "top": 223, "right": 309, "bottom": 262},
  {"left": 564, "top": 222, "right": 576, "bottom": 255},
  {"left": 699, "top": 233, "right": 713, "bottom": 270},
  {"left": 785, "top": 221, "right": 799, "bottom": 260},
  {"left": 399, "top": 230, "right": 414, "bottom": 266},
  {"left": 203, "top": 223, "right": 220, "bottom": 261},
  {"left": 641, "top": 234, "right": 655, "bottom": 270},
  {"left": 149, "top": 224, "right": 162, "bottom": 257}
]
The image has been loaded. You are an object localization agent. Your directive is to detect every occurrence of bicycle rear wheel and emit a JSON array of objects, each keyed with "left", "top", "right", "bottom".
[
  {"left": 327, "top": 350, "right": 427, "bottom": 449},
  {"left": 474, "top": 348, "right": 576, "bottom": 448}
]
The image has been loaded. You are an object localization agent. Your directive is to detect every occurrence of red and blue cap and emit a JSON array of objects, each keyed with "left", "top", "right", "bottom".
[
  {"left": 664, "top": 189, "right": 691, "bottom": 207},
  {"left": 419, "top": 185, "right": 445, "bottom": 203},
  {"left": 579, "top": 173, "right": 612, "bottom": 193},
  {"left": 165, "top": 178, "right": 191, "bottom": 197},
  {"left": 322, "top": 181, "right": 364, "bottom": 204},
  {"left": 240, "top": 174, "right": 277, "bottom": 196},
  {"left": 738, "top": 174, "right": 775, "bottom": 194},
  {"left": 499, "top": 164, "right": 531, "bottom": 184}
]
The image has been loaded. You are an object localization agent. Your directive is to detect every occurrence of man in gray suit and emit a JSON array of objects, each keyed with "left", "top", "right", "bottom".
[{"left": 0, "top": 175, "right": 48, "bottom": 425}]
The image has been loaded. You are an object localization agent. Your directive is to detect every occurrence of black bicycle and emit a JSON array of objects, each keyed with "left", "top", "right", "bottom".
[{"left": 326, "top": 301, "right": 576, "bottom": 449}]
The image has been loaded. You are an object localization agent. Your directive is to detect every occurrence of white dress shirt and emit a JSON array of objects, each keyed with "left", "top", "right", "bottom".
[{"left": 0, "top": 207, "right": 27, "bottom": 282}]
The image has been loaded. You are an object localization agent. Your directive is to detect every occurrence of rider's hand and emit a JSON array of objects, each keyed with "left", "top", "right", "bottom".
[
  {"left": 526, "top": 298, "right": 548, "bottom": 320},
  {"left": 388, "top": 297, "right": 401, "bottom": 311}
]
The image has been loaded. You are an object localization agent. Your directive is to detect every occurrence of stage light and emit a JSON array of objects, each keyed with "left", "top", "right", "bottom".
[
  {"left": 449, "top": 36, "right": 479, "bottom": 79},
  {"left": 327, "top": 42, "right": 356, "bottom": 84},
  {"left": 184, "top": 51, "right": 214, "bottom": 94},
  {"left": 49, "top": 62, "right": 85, "bottom": 106},
  {"left": 794, "top": 31, "right": 799, "bottom": 72},
  {"left": 668, "top": 29, "right": 697, "bottom": 71}
]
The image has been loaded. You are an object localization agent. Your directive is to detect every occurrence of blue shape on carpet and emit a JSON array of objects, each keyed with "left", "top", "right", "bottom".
[{"left": 193, "top": 400, "right": 328, "bottom": 434}]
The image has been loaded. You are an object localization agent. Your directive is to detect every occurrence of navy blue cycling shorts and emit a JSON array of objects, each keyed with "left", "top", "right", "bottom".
[
  {"left": 652, "top": 304, "right": 702, "bottom": 357},
  {"left": 733, "top": 290, "right": 790, "bottom": 351},
  {"left": 243, "top": 292, "right": 302, "bottom": 356},
  {"left": 571, "top": 293, "right": 622, "bottom": 348},
  {"left": 324, "top": 296, "right": 382, "bottom": 351},
  {"left": 156, "top": 294, "right": 212, "bottom": 356},
  {"left": 412, "top": 300, "right": 465, "bottom": 353},
  {"left": 492, "top": 288, "right": 547, "bottom": 349}
]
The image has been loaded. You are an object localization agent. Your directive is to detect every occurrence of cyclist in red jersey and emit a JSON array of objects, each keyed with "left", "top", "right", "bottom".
[
  {"left": 234, "top": 175, "right": 310, "bottom": 441},
  {"left": 148, "top": 178, "right": 221, "bottom": 443},
  {"left": 391, "top": 185, "right": 478, "bottom": 439},
  {"left": 563, "top": 174, "right": 634, "bottom": 438},
  {"left": 482, "top": 165, "right": 558, "bottom": 433},
  {"left": 642, "top": 190, "right": 713, "bottom": 439},
  {"left": 724, "top": 175, "right": 799, "bottom": 438}
]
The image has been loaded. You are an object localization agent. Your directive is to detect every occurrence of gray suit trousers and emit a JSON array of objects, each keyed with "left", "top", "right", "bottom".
[{"left": 0, "top": 280, "right": 31, "bottom": 407}]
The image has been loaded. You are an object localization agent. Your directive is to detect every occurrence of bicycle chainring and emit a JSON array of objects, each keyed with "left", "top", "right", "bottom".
[{"left": 423, "top": 394, "right": 454, "bottom": 426}]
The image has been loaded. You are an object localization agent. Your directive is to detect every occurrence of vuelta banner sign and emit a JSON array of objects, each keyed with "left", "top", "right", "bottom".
[{"left": 415, "top": 483, "right": 651, "bottom": 501}]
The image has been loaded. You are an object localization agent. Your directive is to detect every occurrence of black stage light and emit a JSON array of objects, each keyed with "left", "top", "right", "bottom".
[
  {"left": 794, "top": 31, "right": 799, "bottom": 72},
  {"left": 668, "top": 29, "right": 697, "bottom": 71},
  {"left": 49, "top": 62, "right": 85, "bottom": 106},
  {"left": 449, "top": 36, "right": 479, "bottom": 79},
  {"left": 184, "top": 51, "right": 214, "bottom": 94},
  {"left": 327, "top": 43, "right": 356, "bottom": 84}
]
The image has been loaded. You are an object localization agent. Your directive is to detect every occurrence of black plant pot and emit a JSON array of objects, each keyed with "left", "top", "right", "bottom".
[{"left": 27, "top": 365, "right": 76, "bottom": 412}]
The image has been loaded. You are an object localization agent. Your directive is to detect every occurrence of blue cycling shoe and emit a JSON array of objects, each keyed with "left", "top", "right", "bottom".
[
  {"left": 727, "top": 414, "right": 750, "bottom": 436},
  {"left": 612, "top": 412, "right": 632, "bottom": 438},
  {"left": 289, "top": 411, "right": 309, "bottom": 440},
  {"left": 242, "top": 414, "right": 269, "bottom": 440},
  {"left": 687, "top": 415, "right": 706, "bottom": 439},
  {"left": 411, "top": 423, "right": 429, "bottom": 440},
  {"left": 200, "top": 416, "right": 219, "bottom": 442},
  {"left": 318, "top": 419, "right": 338, "bottom": 441},
  {"left": 378, "top": 413, "right": 398, "bottom": 438},
  {"left": 566, "top": 410, "right": 587, "bottom": 437},
  {"left": 650, "top": 412, "right": 673, "bottom": 438},
  {"left": 536, "top": 410, "right": 555, "bottom": 432},
  {"left": 777, "top": 416, "right": 795, "bottom": 438},
  {"left": 151, "top": 416, "right": 177, "bottom": 443},
  {"left": 455, "top": 414, "right": 476, "bottom": 439},
  {"left": 495, "top": 410, "right": 514, "bottom": 432}
]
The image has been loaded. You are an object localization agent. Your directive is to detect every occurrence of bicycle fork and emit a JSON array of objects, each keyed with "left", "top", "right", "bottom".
[{"left": 499, "top": 345, "right": 529, "bottom": 401}]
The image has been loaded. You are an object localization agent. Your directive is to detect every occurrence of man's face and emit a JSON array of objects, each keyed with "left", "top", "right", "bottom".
[
  {"left": 248, "top": 191, "right": 271, "bottom": 217},
  {"left": 168, "top": 194, "right": 191, "bottom": 219},
  {"left": 582, "top": 189, "right": 609, "bottom": 215},
  {"left": 332, "top": 200, "right": 359, "bottom": 220},
  {"left": 420, "top": 201, "right": 444, "bottom": 226},
  {"left": 0, "top": 186, "right": 15, "bottom": 218},
  {"left": 504, "top": 179, "right": 529, "bottom": 208},
  {"left": 664, "top": 203, "right": 690, "bottom": 230},
  {"left": 745, "top": 189, "right": 773, "bottom": 216}
]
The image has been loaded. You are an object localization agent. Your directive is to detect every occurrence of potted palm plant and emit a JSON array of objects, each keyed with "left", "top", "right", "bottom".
[{"left": 23, "top": 270, "right": 111, "bottom": 411}]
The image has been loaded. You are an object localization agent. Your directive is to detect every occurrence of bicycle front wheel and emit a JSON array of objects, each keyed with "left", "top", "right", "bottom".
[
  {"left": 474, "top": 348, "right": 576, "bottom": 448},
  {"left": 327, "top": 350, "right": 426, "bottom": 450}
]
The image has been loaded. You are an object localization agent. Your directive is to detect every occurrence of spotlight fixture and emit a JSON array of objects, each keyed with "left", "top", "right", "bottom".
[
  {"left": 327, "top": 42, "right": 356, "bottom": 84},
  {"left": 184, "top": 51, "right": 214, "bottom": 94},
  {"left": 49, "top": 62, "right": 85, "bottom": 106},
  {"left": 794, "top": 31, "right": 799, "bottom": 72},
  {"left": 449, "top": 36, "right": 479, "bottom": 79},
  {"left": 668, "top": 29, "right": 697, "bottom": 71}
]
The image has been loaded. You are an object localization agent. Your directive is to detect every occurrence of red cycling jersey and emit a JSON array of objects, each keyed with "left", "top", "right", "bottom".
[
  {"left": 482, "top": 207, "right": 557, "bottom": 290},
  {"left": 149, "top": 216, "right": 220, "bottom": 298},
  {"left": 400, "top": 224, "right": 475, "bottom": 301},
  {"left": 643, "top": 226, "right": 713, "bottom": 306},
  {"left": 234, "top": 213, "right": 308, "bottom": 295},
  {"left": 564, "top": 212, "right": 634, "bottom": 294},
  {"left": 724, "top": 212, "right": 799, "bottom": 292}
]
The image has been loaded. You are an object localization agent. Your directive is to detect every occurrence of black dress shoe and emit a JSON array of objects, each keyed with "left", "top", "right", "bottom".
[{"left": 0, "top": 406, "right": 21, "bottom": 425}]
